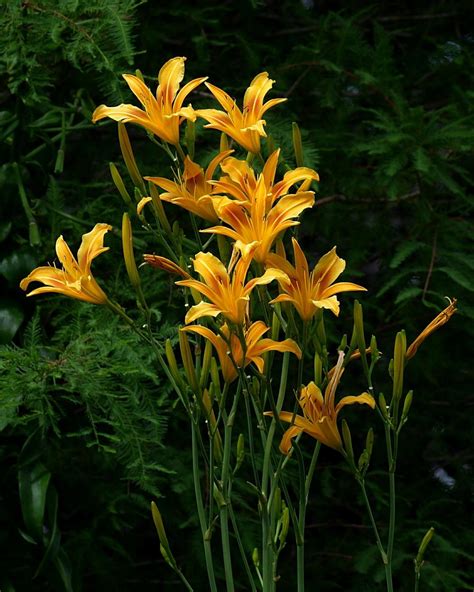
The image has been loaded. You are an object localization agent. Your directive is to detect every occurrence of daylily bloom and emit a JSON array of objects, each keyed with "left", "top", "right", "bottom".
[
  {"left": 20, "top": 224, "right": 111, "bottom": 305},
  {"left": 92, "top": 57, "right": 207, "bottom": 146},
  {"left": 145, "top": 150, "right": 233, "bottom": 222},
  {"left": 176, "top": 249, "right": 285, "bottom": 325},
  {"left": 195, "top": 72, "right": 287, "bottom": 153},
  {"left": 269, "top": 351, "right": 375, "bottom": 453},
  {"left": 182, "top": 321, "right": 301, "bottom": 383},
  {"left": 210, "top": 149, "right": 319, "bottom": 211},
  {"left": 267, "top": 238, "right": 367, "bottom": 320},
  {"left": 406, "top": 298, "right": 457, "bottom": 360},
  {"left": 203, "top": 181, "right": 315, "bottom": 264}
]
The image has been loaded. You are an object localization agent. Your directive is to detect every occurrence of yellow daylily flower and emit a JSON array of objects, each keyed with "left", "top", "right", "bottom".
[
  {"left": 92, "top": 57, "right": 207, "bottom": 146},
  {"left": 406, "top": 298, "right": 457, "bottom": 360},
  {"left": 269, "top": 352, "right": 375, "bottom": 453},
  {"left": 267, "top": 238, "right": 367, "bottom": 320},
  {"left": 176, "top": 249, "right": 285, "bottom": 325},
  {"left": 202, "top": 180, "right": 314, "bottom": 264},
  {"left": 210, "top": 149, "right": 319, "bottom": 211},
  {"left": 145, "top": 150, "right": 233, "bottom": 222},
  {"left": 182, "top": 321, "right": 301, "bottom": 383},
  {"left": 195, "top": 73, "right": 287, "bottom": 153},
  {"left": 20, "top": 224, "right": 111, "bottom": 305}
]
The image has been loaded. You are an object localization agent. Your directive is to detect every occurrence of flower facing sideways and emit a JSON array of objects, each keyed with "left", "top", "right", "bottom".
[
  {"left": 182, "top": 321, "right": 301, "bottom": 383},
  {"left": 20, "top": 224, "right": 111, "bottom": 305},
  {"left": 145, "top": 150, "right": 233, "bottom": 223},
  {"left": 176, "top": 250, "right": 285, "bottom": 325},
  {"left": 92, "top": 57, "right": 206, "bottom": 146},
  {"left": 267, "top": 238, "right": 366, "bottom": 320},
  {"left": 406, "top": 297, "right": 457, "bottom": 360},
  {"left": 268, "top": 352, "right": 375, "bottom": 453},
  {"left": 195, "top": 72, "right": 287, "bottom": 153}
]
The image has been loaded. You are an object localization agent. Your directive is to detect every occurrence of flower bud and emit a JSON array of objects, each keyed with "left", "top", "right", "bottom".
[
  {"left": 279, "top": 506, "right": 290, "bottom": 546},
  {"left": 185, "top": 119, "right": 196, "bottom": 160},
  {"left": 235, "top": 433, "right": 245, "bottom": 471},
  {"left": 151, "top": 501, "right": 176, "bottom": 568},
  {"left": 292, "top": 122, "right": 304, "bottom": 167},
  {"left": 148, "top": 182, "right": 172, "bottom": 234},
  {"left": 401, "top": 390, "right": 413, "bottom": 423},
  {"left": 213, "top": 483, "right": 226, "bottom": 509},
  {"left": 392, "top": 330, "right": 407, "bottom": 402},
  {"left": 379, "top": 393, "right": 389, "bottom": 420},
  {"left": 165, "top": 339, "right": 185, "bottom": 391},
  {"left": 179, "top": 330, "right": 199, "bottom": 393},
  {"left": 110, "top": 163, "right": 133, "bottom": 206},
  {"left": 415, "top": 527, "right": 435, "bottom": 569},
  {"left": 252, "top": 547, "right": 260, "bottom": 568},
  {"left": 118, "top": 123, "right": 146, "bottom": 193},
  {"left": 370, "top": 335, "right": 380, "bottom": 362},
  {"left": 121, "top": 213, "right": 141, "bottom": 292},
  {"left": 220, "top": 133, "right": 229, "bottom": 153},
  {"left": 314, "top": 352, "right": 322, "bottom": 386},
  {"left": 341, "top": 419, "right": 354, "bottom": 460}
]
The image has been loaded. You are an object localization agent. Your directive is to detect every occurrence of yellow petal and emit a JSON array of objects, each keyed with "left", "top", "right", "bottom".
[
  {"left": 137, "top": 196, "right": 153, "bottom": 215},
  {"left": 335, "top": 392, "right": 376, "bottom": 414},
  {"left": 184, "top": 301, "right": 222, "bottom": 324}
]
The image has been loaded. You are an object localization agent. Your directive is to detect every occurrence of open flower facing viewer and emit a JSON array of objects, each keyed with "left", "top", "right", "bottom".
[
  {"left": 268, "top": 352, "right": 375, "bottom": 453},
  {"left": 92, "top": 57, "right": 206, "bottom": 146},
  {"left": 20, "top": 224, "right": 111, "bottom": 305},
  {"left": 267, "top": 238, "right": 367, "bottom": 320},
  {"left": 176, "top": 249, "right": 285, "bottom": 325}
]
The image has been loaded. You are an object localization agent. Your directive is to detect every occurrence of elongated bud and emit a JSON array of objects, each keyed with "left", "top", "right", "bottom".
[
  {"left": 416, "top": 527, "right": 435, "bottom": 567},
  {"left": 406, "top": 299, "right": 457, "bottom": 360},
  {"left": 220, "top": 133, "right": 229, "bottom": 153},
  {"left": 392, "top": 330, "right": 406, "bottom": 402},
  {"left": 213, "top": 483, "right": 226, "bottom": 509},
  {"left": 199, "top": 339, "right": 213, "bottom": 388},
  {"left": 151, "top": 501, "right": 176, "bottom": 569},
  {"left": 179, "top": 330, "right": 199, "bottom": 393},
  {"left": 338, "top": 334, "right": 347, "bottom": 352},
  {"left": 379, "top": 393, "right": 389, "bottom": 419},
  {"left": 110, "top": 162, "right": 133, "bottom": 206},
  {"left": 134, "top": 69, "right": 145, "bottom": 82},
  {"left": 148, "top": 182, "right": 172, "bottom": 234},
  {"left": 252, "top": 547, "right": 260, "bottom": 568},
  {"left": 210, "top": 357, "right": 222, "bottom": 401},
  {"left": 365, "top": 427, "right": 374, "bottom": 458},
  {"left": 358, "top": 428, "right": 374, "bottom": 472},
  {"left": 202, "top": 389, "right": 223, "bottom": 462},
  {"left": 235, "top": 433, "right": 245, "bottom": 471},
  {"left": 122, "top": 213, "right": 141, "bottom": 291},
  {"left": 279, "top": 506, "right": 290, "bottom": 546},
  {"left": 401, "top": 390, "right": 413, "bottom": 423},
  {"left": 185, "top": 119, "right": 195, "bottom": 160},
  {"left": 118, "top": 123, "right": 146, "bottom": 193},
  {"left": 315, "top": 309, "right": 327, "bottom": 348},
  {"left": 292, "top": 122, "right": 304, "bottom": 167},
  {"left": 341, "top": 419, "right": 354, "bottom": 460},
  {"left": 266, "top": 134, "right": 276, "bottom": 154},
  {"left": 165, "top": 339, "right": 185, "bottom": 391},
  {"left": 353, "top": 300, "right": 369, "bottom": 376},
  {"left": 314, "top": 352, "right": 322, "bottom": 386},
  {"left": 388, "top": 358, "right": 394, "bottom": 380},
  {"left": 370, "top": 335, "right": 380, "bottom": 361}
]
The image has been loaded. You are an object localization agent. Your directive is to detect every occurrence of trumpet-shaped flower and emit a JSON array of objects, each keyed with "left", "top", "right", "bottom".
[
  {"left": 269, "top": 352, "right": 375, "bottom": 453},
  {"left": 20, "top": 224, "right": 111, "bottom": 305},
  {"left": 211, "top": 149, "right": 319, "bottom": 211},
  {"left": 145, "top": 150, "right": 233, "bottom": 222},
  {"left": 203, "top": 180, "right": 314, "bottom": 264},
  {"left": 267, "top": 238, "right": 366, "bottom": 320},
  {"left": 176, "top": 250, "right": 285, "bottom": 325},
  {"left": 92, "top": 57, "right": 206, "bottom": 146},
  {"left": 195, "top": 73, "right": 287, "bottom": 153},
  {"left": 182, "top": 321, "right": 301, "bottom": 383}
]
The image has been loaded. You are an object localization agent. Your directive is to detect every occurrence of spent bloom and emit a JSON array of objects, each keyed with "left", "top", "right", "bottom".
[
  {"left": 182, "top": 321, "right": 301, "bottom": 383},
  {"left": 406, "top": 298, "right": 457, "bottom": 360},
  {"left": 92, "top": 57, "right": 206, "bottom": 146},
  {"left": 267, "top": 238, "right": 366, "bottom": 320},
  {"left": 195, "top": 73, "right": 287, "bottom": 153},
  {"left": 269, "top": 352, "right": 375, "bottom": 453},
  {"left": 20, "top": 224, "right": 111, "bottom": 305}
]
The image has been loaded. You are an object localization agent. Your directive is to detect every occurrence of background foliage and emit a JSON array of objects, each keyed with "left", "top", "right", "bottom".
[{"left": 0, "top": 0, "right": 472, "bottom": 590}]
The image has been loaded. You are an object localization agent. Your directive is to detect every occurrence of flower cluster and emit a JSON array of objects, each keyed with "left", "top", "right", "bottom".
[{"left": 20, "top": 56, "right": 456, "bottom": 457}]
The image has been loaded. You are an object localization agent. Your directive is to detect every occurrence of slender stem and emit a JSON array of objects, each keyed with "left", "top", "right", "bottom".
[
  {"left": 228, "top": 503, "right": 258, "bottom": 592},
  {"left": 384, "top": 422, "right": 398, "bottom": 592},
  {"left": 192, "top": 421, "right": 218, "bottom": 592},
  {"left": 175, "top": 567, "right": 195, "bottom": 592},
  {"left": 305, "top": 442, "right": 321, "bottom": 501},
  {"left": 357, "top": 478, "right": 388, "bottom": 566}
]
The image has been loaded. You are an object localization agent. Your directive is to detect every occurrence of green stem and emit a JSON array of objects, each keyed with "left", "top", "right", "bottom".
[
  {"left": 358, "top": 478, "right": 388, "bottom": 567},
  {"left": 384, "top": 422, "right": 398, "bottom": 592},
  {"left": 192, "top": 422, "right": 218, "bottom": 592},
  {"left": 228, "top": 503, "right": 258, "bottom": 592}
]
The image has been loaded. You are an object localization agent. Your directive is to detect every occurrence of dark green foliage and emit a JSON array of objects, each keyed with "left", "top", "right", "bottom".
[{"left": 0, "top": 1, "right": 473, "bottom": 590}]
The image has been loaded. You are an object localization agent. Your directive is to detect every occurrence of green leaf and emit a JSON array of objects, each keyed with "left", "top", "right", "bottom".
[
  {"left": 0, "top": 251, "right": 38, "bottom": 286},
  {"left": 18, "top": 461, "right": 51, "bottom": 543},
  {"left": 390, "top": 241, "right": 424, "bottom": 269},
  {"left": 438, "top": 267, "right": 474, "bottom": 292}
]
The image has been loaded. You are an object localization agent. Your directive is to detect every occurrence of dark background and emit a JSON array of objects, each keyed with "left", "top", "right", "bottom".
[{"left": 0, "top": 1, "right": 472, "bottom": 590}]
